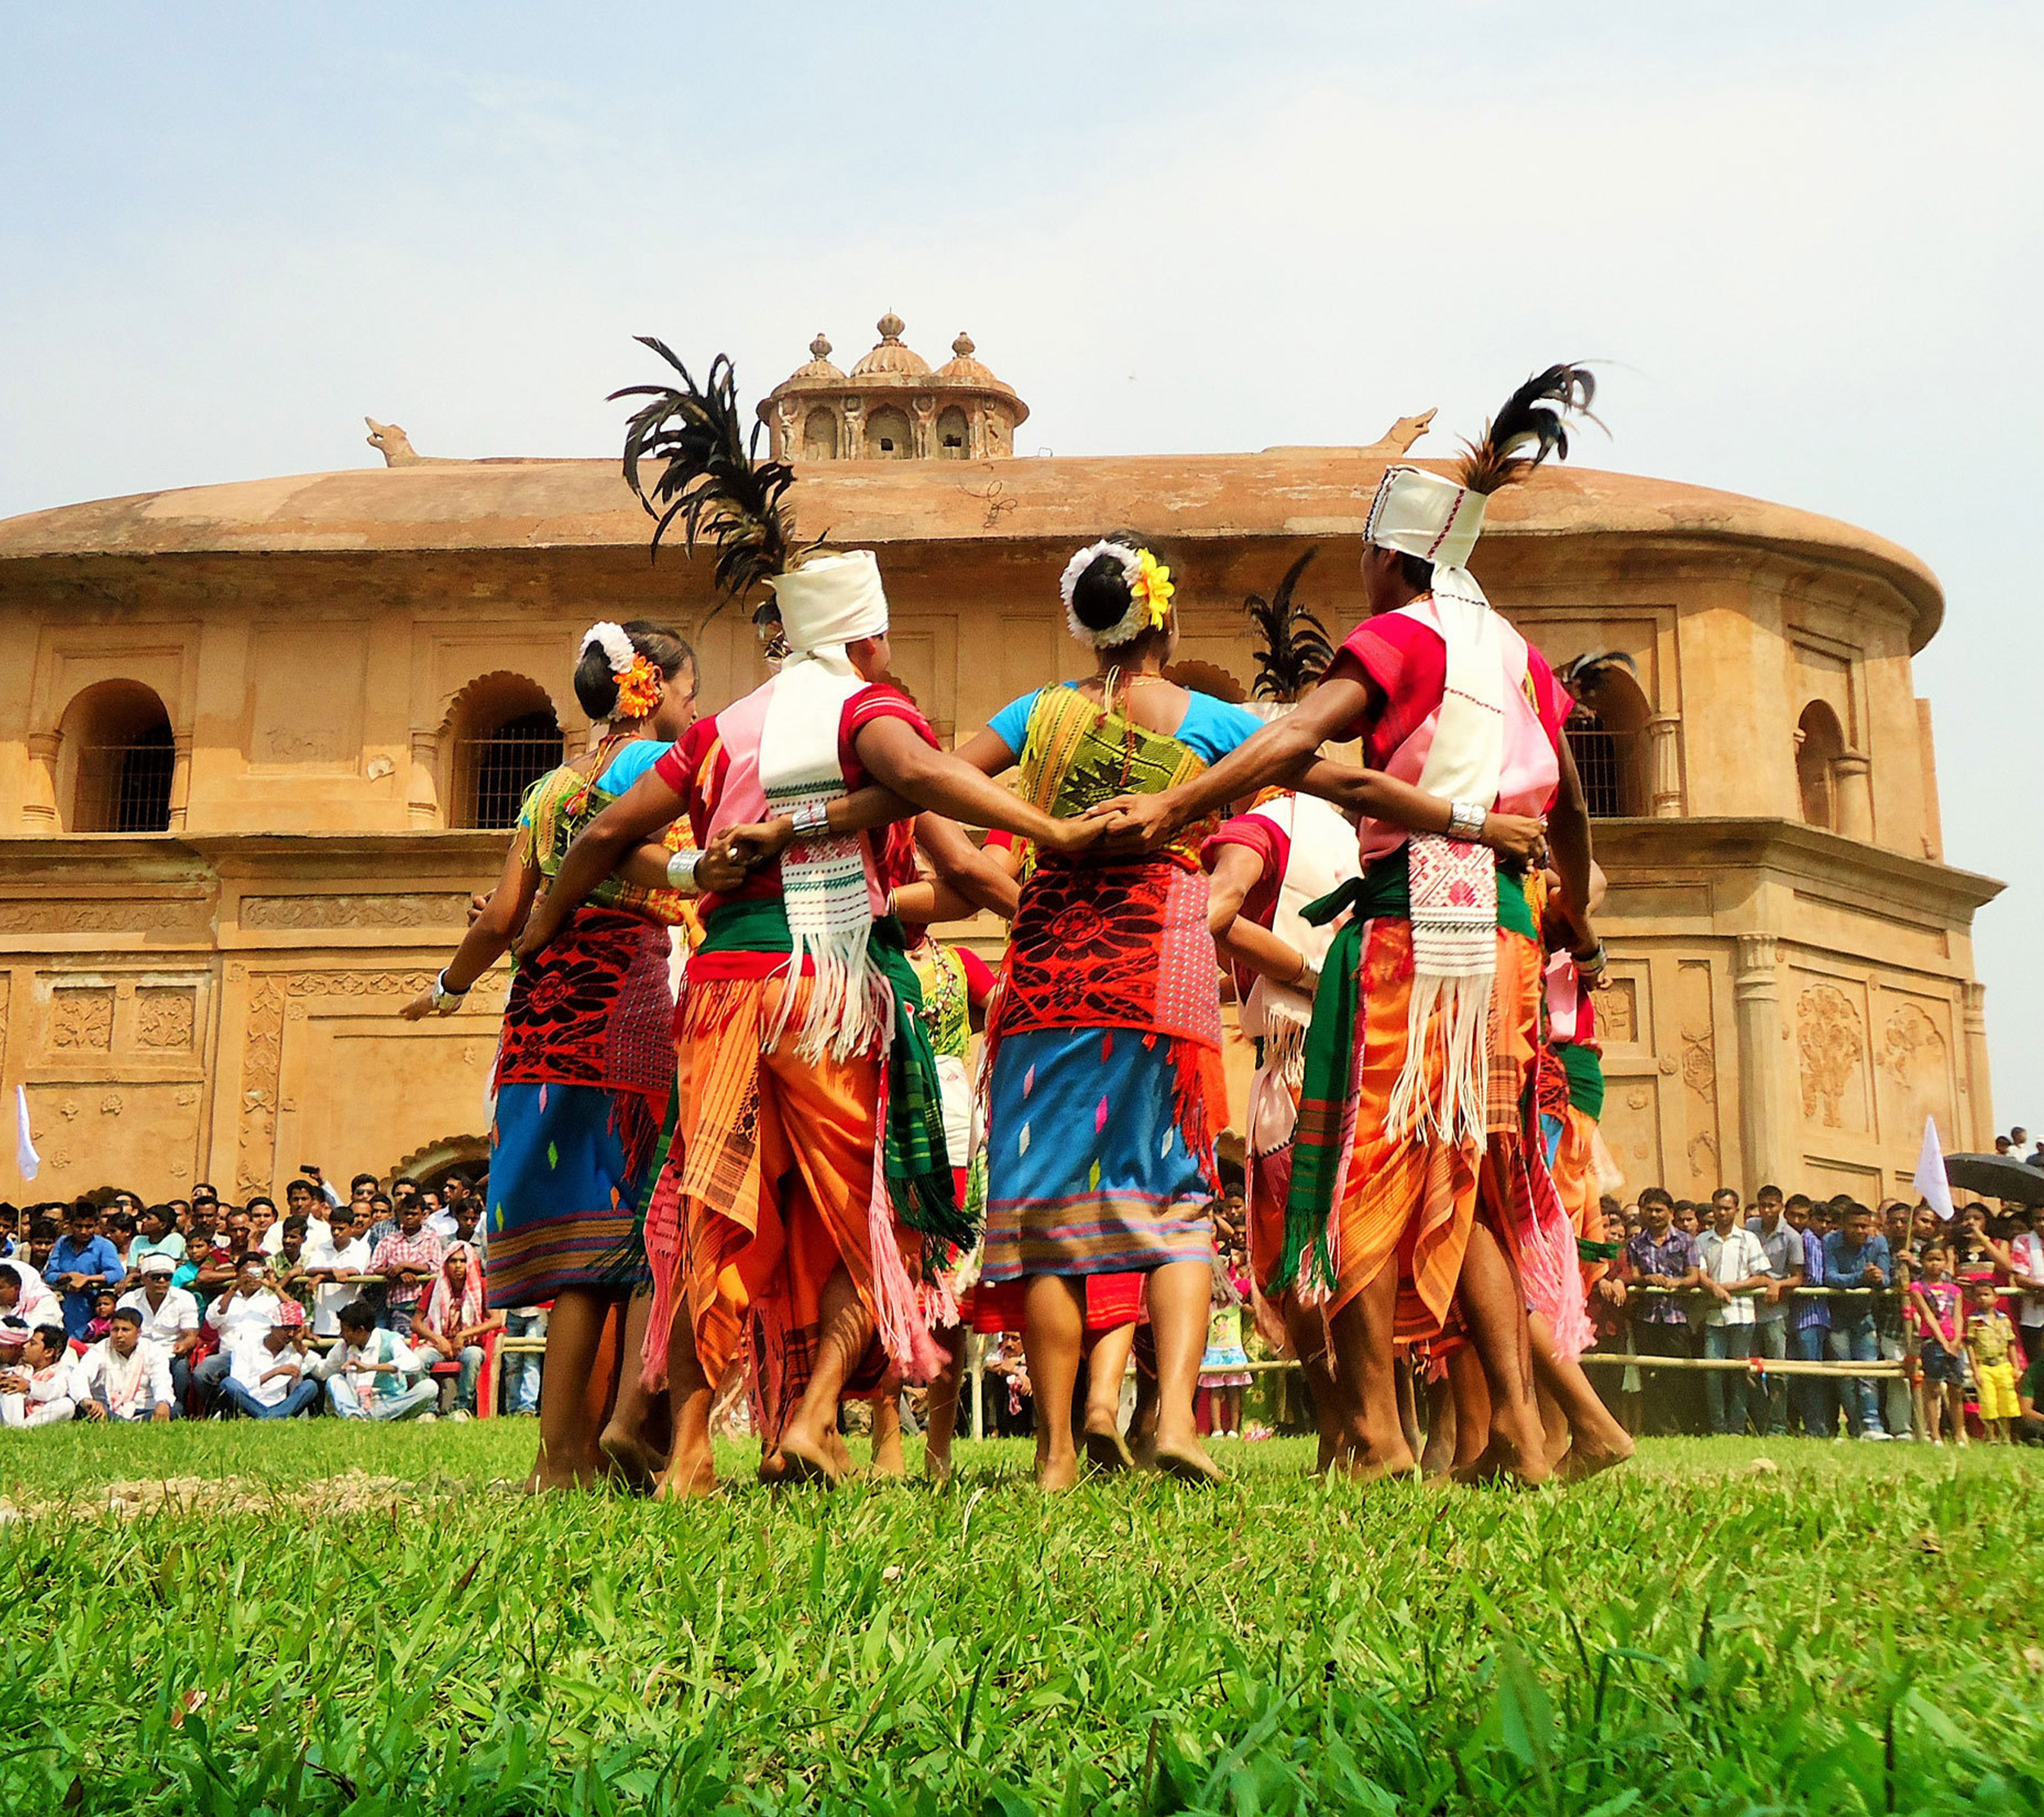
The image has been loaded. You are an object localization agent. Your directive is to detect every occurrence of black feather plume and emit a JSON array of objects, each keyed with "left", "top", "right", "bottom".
[
  {"left": 1454, "top": 363, "right": 1602, "bottom": 496},
  {"left": 1244, "top": 550, "right": 1335, "bottom": 702},
  {"left": 607, "top": 340, "right": 818, "bottom": 615}
]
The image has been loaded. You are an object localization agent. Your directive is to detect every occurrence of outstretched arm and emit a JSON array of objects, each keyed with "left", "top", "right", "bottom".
[
  {"left": 401, "top": 838, "right": 537, "bottom": 1018},
  {"left": 1293, "top": 759, "right": 1549, "bottom": 864}
]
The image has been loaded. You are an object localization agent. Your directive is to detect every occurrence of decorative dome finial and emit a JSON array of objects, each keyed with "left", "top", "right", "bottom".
[
  {"left": 952, "top": 330, "right": 975, "bottom": 358},
  {"left": 876, "top": 312, "right": 904, "bottom": 342},
  {"left": 809, "top": 331, "right": 831, "bottom": 361}
]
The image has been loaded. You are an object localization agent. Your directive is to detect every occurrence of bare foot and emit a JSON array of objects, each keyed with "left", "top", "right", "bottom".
[
  {"left": 871, "top": 1435, "right": 908, "bottom": 1478},
  {"left": 1338, "top": 1445, "right": 1419, "bottom": 1484},
  {"left": 654, "top": 1448, "right": 718, "bottom": 1500},
  {"left": 924, "top": 1446, "right": 953, "bottom": 1486},
  {"left": 826, "top": 1430, "right": 856, "bottom": 1479},
  {"left": 1152, "top": 1440, "right": 1225, "bottom": 1485},
  {"left": 757, "top": 1449, "right": 786, "bottom": 1485},
  {"left": 598, "top": 1421, "right": 668, "bottom": 1494},
  {"left": 1452, "top": 1431, "right": 1553, "bottom": 1488},
  {"left": 1083, "top": 1418, "right": 1134, "bottom": 1474},
  {"left": 1036, "top": 1447, "right": 1081, "bottom": 1492},
  {"left": 778, "top": 1429, "right": 846, "bottom": 1487},
  {"left": 1555, "top": 1432, "right": 1635, "bottom": 1483}
]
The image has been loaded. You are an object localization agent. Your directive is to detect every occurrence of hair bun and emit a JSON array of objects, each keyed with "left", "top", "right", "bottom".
[{"left": 1070, "top": 554, "right": 1134, "bottom": 632}]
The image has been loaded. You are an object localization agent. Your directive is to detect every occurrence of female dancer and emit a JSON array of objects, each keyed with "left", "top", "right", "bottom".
[{"left": 402, "top": 620, "right": 731, "bottom": 1488}]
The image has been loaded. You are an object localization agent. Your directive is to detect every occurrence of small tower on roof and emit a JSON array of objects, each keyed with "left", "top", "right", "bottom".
[{"left": 759, "top": 315, "right": 1029, "bottom": 463}]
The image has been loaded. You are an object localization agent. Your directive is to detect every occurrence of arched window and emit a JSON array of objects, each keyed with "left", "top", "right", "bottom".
[
  {"left": 1559, "top": 656, "right": 1651, "bottom": 818},
  {"left": 60, "top": 681, "right": 174, "bottom": 832},
  {"left": 802, "top": 407, "right": 840, "bottom": 460},
  {"left": 448, "top": 677, "right": 562, "bottom": 830},
  {"left": 867, "top": 406, "right": 913, "bottom": 459},
  {"left": 935, "top": 405, "right": 970, "bottom": 458},
  {"left": 1797, "top": 701, "right": 1845, "bottom": 831}
]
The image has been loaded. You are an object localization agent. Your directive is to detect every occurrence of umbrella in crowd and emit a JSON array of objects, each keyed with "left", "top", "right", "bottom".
[{"left": 1943, "top": 1152, "right": 2044, "bottom": 1207}]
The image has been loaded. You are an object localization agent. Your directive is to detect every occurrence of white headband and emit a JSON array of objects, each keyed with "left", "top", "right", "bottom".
[
  {"left": 1059, "top": 541, "right": 1150, "bottom": 648},
  {"left": 579, "top": 621, "right": 637, "bottom": 676},
  {"left": 769, "top": 550, "right": 890, "bottom": 655},
  {"left": 1364, "top": 467, "right": 1487, "bottom": 571}
]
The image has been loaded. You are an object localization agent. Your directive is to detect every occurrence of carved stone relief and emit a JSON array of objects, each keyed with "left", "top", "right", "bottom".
[
  {"left": 0, "top": 900, "right": 199, "bottom": 935},
  {"left": 240, "top": 894, "right": 468, "bottom": 930},
  {"left": 1675, "top": 960, "right": 1720, "bottom": 1188},
  {"left": 1879, "top": 998, "right": 1953, "bottom": 1139},
  {"left": 1797, "top": 982, "right": 1867, "bottom": 1132},
  {"left": 135, "top": 986, "right": 197, "bottom": 1050},
  {"left": 50, "top": 988, "right": 114, "bottom": 1052},
  {"left": 1599, "top": 976, "right": 1639, "bottom": 1048}
]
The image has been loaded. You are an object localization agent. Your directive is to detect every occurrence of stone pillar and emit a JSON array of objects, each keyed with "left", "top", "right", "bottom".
[
  {"left": 1834, "top": 751, "right": 1873, "bottom": 842},
  {"left": 1733, "top": 934, "right": 1790, "bottom": 1187},
  {"left": 166, "top": 732, "right": 193, "bottom": 832},
  {"left": 1645, "top": 713, "right": 1684, "bottom": 817},
  {"left": 1964, "top": 980, "right": 1993, "bottom": 1146},
  {"left": 22, "top": 730, "right": 61, "bottom": 828},
  {"left": 407, "top": 730, "right": 442, "bottom": 828}
]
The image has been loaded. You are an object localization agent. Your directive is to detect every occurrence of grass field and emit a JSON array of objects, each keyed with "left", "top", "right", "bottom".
[{"left": 3, "top": 1426, "right": 2042, "bottom": 1815}]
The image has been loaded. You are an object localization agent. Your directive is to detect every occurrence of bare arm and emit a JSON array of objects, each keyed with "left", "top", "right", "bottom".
[
  {"left": 1204, "top": 843, "right": 1311, "bottom": 989},
  {"left": 513, "top": 769, "right": 686, "bottom": 960},
  {"left": 1293, "top": 760, "right": 1549, "bottom": 864},
  {"left": 1545, "top": 738, "right": 1597, "bottom": 954},
  {"left": 891, "top": 814, "right": 1022, "bottom": 926}
]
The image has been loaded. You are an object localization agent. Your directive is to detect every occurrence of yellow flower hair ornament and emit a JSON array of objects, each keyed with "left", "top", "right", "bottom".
[
  {"left": 613, "top": 653, "right": 664, "bottom": 720},
  {"left": 1059, "top": 539, "right": 1175, "bottom": 648}
]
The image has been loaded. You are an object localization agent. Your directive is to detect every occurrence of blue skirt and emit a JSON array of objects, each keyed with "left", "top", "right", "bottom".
[
  {"left": 486, "top": 1082, "right": 652, "bottom": 1308},
  {"left": 980, "top": 1026, "right": 1214, "bottom": 1281}
]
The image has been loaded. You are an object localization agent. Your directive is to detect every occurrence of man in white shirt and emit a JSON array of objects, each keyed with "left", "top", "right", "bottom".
[
  {"left": 315, "top": 1299, "right": 437, "bottom": 1420},
  {"left": 194, "top": 1256, "right": 282, "bottom": 1411},
  {"left": 220, "top": 1300, "right": 320, "bottom": 1419},
  {"left": 262, "top": 1178, "right": 331, "bottom": 1258},
  {"left": 301, "top": 1206, "right": 374, "bottom": 1339},
  {"left": 74, "top": 1308, "right": 176, "bottom": 1421},
  {"left": 2009, "top": 1209, "right": 2044, "bottom": 1362},
  {"left": 0, "top": 1324, "right": 79, "bottom": 1426},
  {"left": 1696, "top": 1187, "right": 1773, "bottom": 1436},
  {"left": 118, "top": 1253, "right": 201, "bottom": 1406}
]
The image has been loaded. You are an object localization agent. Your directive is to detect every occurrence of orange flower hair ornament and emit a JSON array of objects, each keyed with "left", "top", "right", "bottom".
[{"left": 580, "top": 621, "right": 665, "bottom": 720}]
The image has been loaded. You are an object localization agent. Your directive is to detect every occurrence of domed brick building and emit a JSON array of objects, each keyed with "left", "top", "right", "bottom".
[{"left": 0, "top": 316, "right": 2000, "bottom": 1205}]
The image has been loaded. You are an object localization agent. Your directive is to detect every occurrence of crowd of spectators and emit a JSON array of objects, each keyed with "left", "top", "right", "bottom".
[
  {"left": 0, "top": 1169, "right": 536, "bottom": 1429},
  {"left": 1585, "top": 1176, "right": 2044, "bottom": 1444}
]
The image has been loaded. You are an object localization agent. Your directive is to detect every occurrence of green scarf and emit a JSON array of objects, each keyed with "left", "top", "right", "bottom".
[
  {"left": 1274, "top": 852, "right": 1532, "bottom": 1294},
  {"left": 697, "top": 900, "right": 973, "bottom": 1260},
  {"left": 1559, "top": 1039, "right": 1606, "bottom": 1121}
]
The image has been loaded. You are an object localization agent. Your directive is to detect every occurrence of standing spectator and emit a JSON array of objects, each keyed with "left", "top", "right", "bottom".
[
  {"left": 0, "top": 1326, "right": 78, "bottom": 1426},
  {"left": 264, "top": 1178, "right": 330, "bottom": 1258},
  {"left": 360, "top": 1191, "right": 397, "bottom": 1252},
  {"left": 1996, "top": 1136, "right": 2014, "bottom": 1156},
  {"left": 43, "top": 1200, "right": 126, "bottom": 1340},
  {"left": 104, "top": 1210, "right": 137, "bottom": 1267},
  {"left": 129, "top": 1204, "right": 186, "bottom": 1272},
  {"left": 1909, "top": 1244, "right": 1967, "bottom": 1447},
  {"left": 410, "top": 1246, "right": 503, "bottom": 1417},
  {"left": 1822, "top": 1202, "right": 1892, "bottom": 1439},
  {"left": 73, "top": 1308, "right": 175, "bottom": 1422},
  {"left": 117, "top": 1254, "right": 200, "bottom": 1406},
  {"left": 446, "top": 1195, "right": 487, "bottom": 1261},
  {"left": 298, "top": 1165, "right": 343, "bottom": 1211},
  {"left": 1746, "top": 1185, "right": 1804, "bottom": 1436},
  {"left": 270, "top": 1216, "right": 316, "bottom": 1316},
  {"left": 1876, "top": 1201, "right": 1916, "bottom": 1439},
  {"left": 303, "top": 1205, "right": 373, "bottom": 1341},
  {"left": 318, "top": 1299, "right": 437, "bottom": 1421},
  {"left": 499, "top": 1303, "right": 545, "bottom": 1417},
  {"left": 1784, "top": 1195, "right": 1832, "bottom": 1437},
  {"left": 1696, "top": 1189, "right": 1772, "bottom": 1435},
  {"left": 1587, "top": 1205, "right": 1634, "bottom": 1430},
  {"left": 221, "top": 1300, "right": 319, "bottom": 1420},
  {"left": 2008, "top": 1206, "right": 2044, "bottom": 1368},
  {"left": 369, "top": 1198, "right": 443, "bottom": 1332},
  {"left": 194, "top": 1255, "right": 280, "bottom": 1409},
  {"left": 1966, "top": 1276, "right": 2021, "bottom": 1443},
  {"left": 1625, "top": 1188, "right": 1702, "bottom": 1436}
]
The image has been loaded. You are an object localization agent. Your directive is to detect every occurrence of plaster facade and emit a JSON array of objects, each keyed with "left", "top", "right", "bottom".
[{"left": 0, "top": 343, "right": 2000, "bottom": 1204}]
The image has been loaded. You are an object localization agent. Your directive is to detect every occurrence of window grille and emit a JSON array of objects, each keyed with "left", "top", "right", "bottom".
[
  {"left": 74, "top": 725, "right": 175, "bottom": 832},
  {"left": 1567, "top": 708, "right": 1628, "bottom": 819},
  {"left": 458, "top": 711, "right": 561, "bottom": 829}
]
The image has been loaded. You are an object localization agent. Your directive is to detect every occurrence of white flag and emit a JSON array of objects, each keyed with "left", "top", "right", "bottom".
[
  {"left": 14, "top": 1085, "right": 38, "bottom": 1182},
  {"left": 1914, "top": 1114, "right": 1954, "bottom": 1221}
]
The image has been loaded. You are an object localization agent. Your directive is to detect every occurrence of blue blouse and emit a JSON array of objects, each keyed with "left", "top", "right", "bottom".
[
  {"left": 597, "top": 739, "right": 670, "bottom": 793},
  {"left": 985, "top": 686, "right": 1263, "bottom": 768}
]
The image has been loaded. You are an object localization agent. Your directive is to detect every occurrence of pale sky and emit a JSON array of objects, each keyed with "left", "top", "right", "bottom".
[{"left": 3, "top": 2, "right": 2041, "bottom": 1124}]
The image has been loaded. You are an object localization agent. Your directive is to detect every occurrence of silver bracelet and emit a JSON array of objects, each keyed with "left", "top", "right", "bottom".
[
  {"left": 431, "top": 969, "right": 467, "bottom": 1016},
  {"left": 788, "top": 801, "right": 832, "bottom": 838},
  {"left": 666, "top": 848, "right": 702, "bottom": 892},
  {"left": 1447, "top": 799, "right": 1487, "bottom": 841}
]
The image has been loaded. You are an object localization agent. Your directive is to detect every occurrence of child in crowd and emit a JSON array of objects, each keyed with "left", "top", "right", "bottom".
[
  {"left": 83, "top": 1285, "right": 119, "bottom": 1344},
  {"left": 1966, "top": 1276, "right": 2021, "bottom": 1443},
  {"left": 1197, "top": 1245, "right": 1253, "bottom": 1441},
  {"left": 1910, "top": 1243, "right": 1968, "bottom": 1447}
]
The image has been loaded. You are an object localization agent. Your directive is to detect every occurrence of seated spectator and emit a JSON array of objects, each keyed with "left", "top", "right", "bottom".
[
  {"left": 0, "top": 1203, "right": 16, "bottom": 1258},
  {"left": 410, "top": 1246, "right": 504, "bottom": 1417},
  {"left": 117, "top": 1254, "right": 201, "bottom": 1406},
  {"left": 265, "top": 1178, "right": 330, "bottom": 1258},
  {"left": 73, "top": 1307, "right": 176, "bottom": 1422},
  {"left": 317, "top": 1299, "right": 437, "bottom": 1421},
  {"left": 43, "top": 1200, "right": 126, "bottom": 1340},
  {"left": 303, "top": 1206, "right": 373, "bottom": 1341},
  {"left": 221, "top": 1299, "right": 320, "bottom": 1420},
  {"left": 369, "top": 1198, "right": 442, "bottom": 1332},
  {"left": 0, "top": 1325, "right": 78, "bottom": 1426},
  {"left": 2015, "top": 1341, "right": 2044, "bottom": 1444},
  {"left": 25, "top": 1213, "right": 60, "bottom": 1274},
  {"left": 83, "top": 1285, "right": 119, "bottom": 1345},
  {"left": 0, "top": 1269, "right": 30, "bottom": 1362},
  {"left": 129, "top": 1204, "right": 186, "bottom": 1272},
  {"left": 194, "top": 1254, "right": 282, "bottom": 1409}
]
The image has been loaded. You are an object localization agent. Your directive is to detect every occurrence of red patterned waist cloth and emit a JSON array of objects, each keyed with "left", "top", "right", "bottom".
[{"left": 496, "top": 904, "right": 676, "bottom": 1107}]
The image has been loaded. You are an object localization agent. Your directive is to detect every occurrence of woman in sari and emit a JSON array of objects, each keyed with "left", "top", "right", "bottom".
[{"left": 402, "top": 619, "right": 735, "bottom": 1489}]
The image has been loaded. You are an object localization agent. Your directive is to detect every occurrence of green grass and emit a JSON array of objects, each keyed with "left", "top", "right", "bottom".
[{"left": 3, "top": 1426, "right": 2042, "bottom": 1815}]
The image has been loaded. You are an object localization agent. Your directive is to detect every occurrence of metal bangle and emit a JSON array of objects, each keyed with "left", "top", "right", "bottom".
[
  {"left": 1447, "top": 799, "right": 1486, "bottom": 841},
  {"left": 666, "top": 848, "right": 702, "bottom": 892},
  {"left": 1573, "top": 940, "right": 1609, "bottom": 977},
  {"left": 789, "top": 801, "right": 832, "bottom": 838},
  {"left": 432, "top": 969, "right": 467, "bottom": 1016}
]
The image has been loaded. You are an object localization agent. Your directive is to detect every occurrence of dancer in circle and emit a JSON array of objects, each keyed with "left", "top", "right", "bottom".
[
  {"left": 401, "top": 618, "right": 717, "bottom": 1490},
  {"left": 1096, "top": 366, "right": 1606, "bottom": 1484}
]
